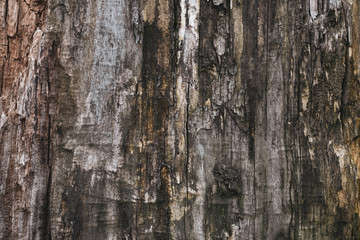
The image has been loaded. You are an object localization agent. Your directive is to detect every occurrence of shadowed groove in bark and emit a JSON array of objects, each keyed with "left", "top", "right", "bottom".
[
  {"left": 43, "top": 32, "right": 57, "bottom": 240},
  {"left": 185, "top": 48, "right": 190, "bottom": 240},
  {"left": 241, "top": 1, "right": 261, "bottom": 237},
  {"left": 0, "top": 62, "right": 4, "bottom": 95},
  {"left": 340, "top": 6, "right": 349, "bottom": 130}
]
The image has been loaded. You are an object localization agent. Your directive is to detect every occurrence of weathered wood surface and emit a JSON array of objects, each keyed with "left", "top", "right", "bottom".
[{"left": 1, "top": 0, "right": 360, "bottom": 239}]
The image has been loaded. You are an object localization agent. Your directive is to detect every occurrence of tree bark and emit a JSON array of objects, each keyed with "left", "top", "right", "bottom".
[{"left": 1, "top": 0, "right": 360, "bottom": 239}]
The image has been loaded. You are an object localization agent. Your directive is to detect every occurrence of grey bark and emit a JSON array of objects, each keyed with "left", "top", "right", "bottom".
[{"left": 1, "top": 0, "right": 360, "bottom": 239}]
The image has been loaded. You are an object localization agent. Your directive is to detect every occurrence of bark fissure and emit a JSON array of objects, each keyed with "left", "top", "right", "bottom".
[
  {"left": 44, "top": 115, "right": 52, "bottom": 240},
  {"left": 0, "top": 62, "right": 4, "bottom": 95},
  {"left": 4, "top": 0, "right": 8, "bottom": 25},
  {"left": 184, "top": 72, "right": 190, "bottom": 240},
  {"left": 340, "top": 7, "right": 349, "bottom": 130}
]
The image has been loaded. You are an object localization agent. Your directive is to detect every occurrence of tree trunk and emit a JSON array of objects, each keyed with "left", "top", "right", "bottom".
[{"left": 1, "top": 0, "right": 360, "bottom": 239}]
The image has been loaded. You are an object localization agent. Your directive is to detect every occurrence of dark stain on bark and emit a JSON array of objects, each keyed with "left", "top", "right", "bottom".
[
  {"left": 122, "top": 0, "right": 175, "bottom": 237},
  {"left": 273, "top": 231, "right": 288, "bottom": 240},
  {"left": 117, "top": 203, "right": 135, "bottom": 239},
  {"left": 138, "top": 22, "right": 171, "bottom": 239},
  {"left": 205, "top": 203, "right": 231, "bottom": 239},
  {"left": 213, "top": 163, "right": 242, "bottom": 197},
  {"left": 48, "top": 29, "right": 83, "bottom": 239},
  {"left": 242, "top": 1, "right": 262, "bottom": 237},
  {"left": 60, "top": 166, "right": 84, "bottom": 239},
  {"left": 199, "top": 0, "right": 218, "bottom": 104}
]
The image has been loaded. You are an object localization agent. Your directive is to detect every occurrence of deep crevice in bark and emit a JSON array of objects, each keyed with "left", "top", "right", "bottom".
[{"left": 340, "top": 7, "right": 349, "bottom": 131}]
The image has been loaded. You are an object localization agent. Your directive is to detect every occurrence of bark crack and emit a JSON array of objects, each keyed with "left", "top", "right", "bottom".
[
  {"left": 185, "top": 74, "right": 190, "bottom": 202},
  {"left": 44, "top": 77, "right": 52, "bottom": 239},
  {"left": 0, "top": 62, "right": 4, "bottom": 95},
  {"left": 340, "top": 7, "right": 349, "bottom": 132},
  {"left": 184, "top": 37, "right": 190, "bottom": 240},
  {"left": 261, "top": 1, "right": 270, "bottom": 237},
  {"left": 1, "top": 0, "right": 8, "bottom": 95},
  {"left": 44, "top": 47, "right": 52, "bottom": 240},
  {"left": 4, "top": 0, "right": 8, "bottom": 24},
  {"left": 183, "top": 2, "right": 191, "bottom": 239},
  {"left": 34, "top": 75, "right": 39, "bottom": 132}
]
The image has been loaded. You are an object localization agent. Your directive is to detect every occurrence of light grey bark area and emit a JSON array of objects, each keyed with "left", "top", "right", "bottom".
[{"left": 1, "top": 0, "right": 360, "bottom": 239}]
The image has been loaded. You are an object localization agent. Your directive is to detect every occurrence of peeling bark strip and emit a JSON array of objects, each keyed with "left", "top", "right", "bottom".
[{"left": 1, "top": 0, "right": 360, "bottom": 239}]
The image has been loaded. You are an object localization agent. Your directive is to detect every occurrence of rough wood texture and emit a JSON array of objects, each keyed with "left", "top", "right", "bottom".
[{"left": 1, "top": 0, "right": 360, "bottom": 239}]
